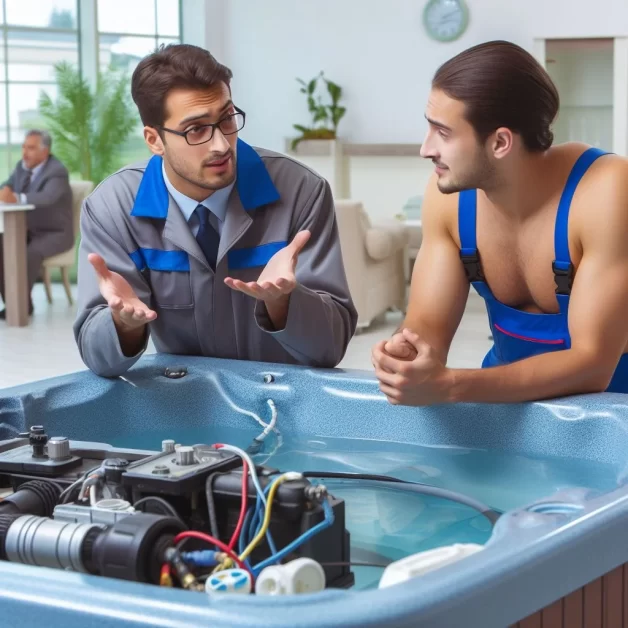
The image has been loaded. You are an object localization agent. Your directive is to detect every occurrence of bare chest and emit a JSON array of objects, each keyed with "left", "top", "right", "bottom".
[{"left": 475, "top": 209, "right": 580, "bottom": 314}]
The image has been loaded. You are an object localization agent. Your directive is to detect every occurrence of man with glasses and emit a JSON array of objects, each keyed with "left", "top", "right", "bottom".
[{"left": 74, "top": 44, "right": 357, "bottom": 377}]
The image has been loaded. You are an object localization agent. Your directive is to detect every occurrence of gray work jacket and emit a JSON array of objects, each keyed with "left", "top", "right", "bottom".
[{"left": 73, "top": 139, "right": 357, "bottom": 377}]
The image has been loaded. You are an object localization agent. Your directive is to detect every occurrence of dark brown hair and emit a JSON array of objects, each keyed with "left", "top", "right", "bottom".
[
  {"left": 131, "top": 43, "right": 233, "bottom": 128},
  {"left": 432, "top": 40, "right": 559, "bottom": 152}
]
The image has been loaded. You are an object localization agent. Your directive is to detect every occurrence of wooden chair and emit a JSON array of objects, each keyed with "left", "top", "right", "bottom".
[{"left": 42, "top": 180, "right": 93, "bottom": 305}]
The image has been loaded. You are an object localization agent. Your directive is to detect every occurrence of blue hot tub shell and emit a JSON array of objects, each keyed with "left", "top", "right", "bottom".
[{"left": 0, "top": 354, "right": 627, "bottom": 628}]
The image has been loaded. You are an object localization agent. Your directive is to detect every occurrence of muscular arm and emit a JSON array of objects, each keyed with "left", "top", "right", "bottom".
[
  {"left": 400, "top": 175, "right": 469, "bottom": 364},
  {"left": 448, "top": 159, "right": 628, "bottom": 402}
]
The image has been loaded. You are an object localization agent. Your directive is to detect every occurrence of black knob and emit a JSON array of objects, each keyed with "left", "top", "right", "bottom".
[
  {"left": 29, "top": 426, "right": 48, "bottom": 459},
  {"left": 103, "top": 458, "right": 130, "bottom": 483}
]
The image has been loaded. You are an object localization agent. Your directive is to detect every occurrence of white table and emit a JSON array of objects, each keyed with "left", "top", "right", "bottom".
[{"left": 0, "top": 203, "right": 35, "bottom": 326}]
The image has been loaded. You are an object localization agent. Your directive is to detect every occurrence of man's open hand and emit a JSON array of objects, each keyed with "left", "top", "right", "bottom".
[
  {"left": 88, "top": 253, "right": 157, "bottom": 332},
  {"left": 224, "top": 230, "right": 311, "bottom": 301},
  {"left": 224, "top": 231, "right": 311, "bottom": 329}
]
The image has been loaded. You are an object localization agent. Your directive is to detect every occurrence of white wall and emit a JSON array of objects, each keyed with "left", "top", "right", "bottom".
[
  {"left": 217, "top": 0, "right": 628, "bottom": 151},
  {"left": 182, "top": 0, "right": 628, "bottom": 219}
]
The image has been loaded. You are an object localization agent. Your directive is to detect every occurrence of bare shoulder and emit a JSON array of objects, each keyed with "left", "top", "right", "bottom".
[
  {"left": 572, "top": 148, "right": 628, "bottom": 249},
  {"left": 421, "top": 172, "right": 460, "bottom": 245},
  {"left": 575, "top": 150, "right": 628, "bottom": 214}
]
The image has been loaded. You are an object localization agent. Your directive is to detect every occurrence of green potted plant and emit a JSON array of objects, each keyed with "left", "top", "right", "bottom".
[
  {"left": 38, "top": 61, "right": 139, "bottom": 186},
  {"left": 37, "top": 61, "right": 139, "bottom": 283},
  {"left": 291, "top": 71, "right": 346, "bottom": 150}
]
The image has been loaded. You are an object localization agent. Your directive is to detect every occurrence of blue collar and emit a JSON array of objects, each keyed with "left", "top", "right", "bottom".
[{"left": 131, "top": 138, "right": 280, "bottom": 219}]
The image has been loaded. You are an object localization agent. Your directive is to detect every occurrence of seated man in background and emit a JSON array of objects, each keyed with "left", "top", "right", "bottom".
[
  {"left": 0, "top": 130, "right": 73, "bottom": 318},
  {"left": 372, "top": 40, "right": 628, "bottom": 405},
  {"left": 74, "top": 44, "right": 356, "bottom": 377}
]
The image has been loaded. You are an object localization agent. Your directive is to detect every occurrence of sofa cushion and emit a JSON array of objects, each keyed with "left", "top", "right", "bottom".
[{"left": 365, "top": 225, "right": 408, "bottom": 260}]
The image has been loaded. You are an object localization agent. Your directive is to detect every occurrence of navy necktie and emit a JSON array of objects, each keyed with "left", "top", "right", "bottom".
[
  {"left": 195, "top": 204, "right": 220, "bottom": 271},
  {"left": 21, "top": 169, "right": 32, "bottom": 193}
]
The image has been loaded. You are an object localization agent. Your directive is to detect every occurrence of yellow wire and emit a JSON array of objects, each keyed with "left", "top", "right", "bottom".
[
  {"left": 212, "top": 558, "right": 232, "bottom": 574},
  {"left": 238, "top": 473, "right": 290, "bottom": 562}
]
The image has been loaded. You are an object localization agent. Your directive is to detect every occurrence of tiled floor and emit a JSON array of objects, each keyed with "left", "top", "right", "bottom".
[{"left": 0, "top": 283, "right": 493, "bottom": 389}]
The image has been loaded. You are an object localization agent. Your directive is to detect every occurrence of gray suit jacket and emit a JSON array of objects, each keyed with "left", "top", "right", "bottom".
[
  {"left": 74, "top": 140, "right": 357, "bottom": 377},
  {"left": 3, "top": 156, "right": 74, "bottom": 248}
]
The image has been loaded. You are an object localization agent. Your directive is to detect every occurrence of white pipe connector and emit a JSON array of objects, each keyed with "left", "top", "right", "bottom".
[{"left": 255, "top": 558, "right": 326, "bottom": 596}]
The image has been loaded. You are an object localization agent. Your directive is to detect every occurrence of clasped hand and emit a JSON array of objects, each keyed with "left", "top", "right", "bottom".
[
  {"left": 371, "top": 328, "right": 451, "bottom": 406},
  {"left": 0, "top": 186, "right": 17, "bottom": 203}
]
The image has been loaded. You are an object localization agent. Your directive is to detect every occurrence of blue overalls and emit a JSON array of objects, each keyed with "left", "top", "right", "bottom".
[{"left": 458, "top": 147, "right": 628, "bottom": 394}]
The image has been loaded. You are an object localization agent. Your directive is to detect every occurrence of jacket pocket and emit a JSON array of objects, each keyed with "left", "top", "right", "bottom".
[
  {"left": 148, "top": 270, "right": 194, "bottom": 309},
  {"left": 131, "top": 248, "right": 194, "bottom": 309}
]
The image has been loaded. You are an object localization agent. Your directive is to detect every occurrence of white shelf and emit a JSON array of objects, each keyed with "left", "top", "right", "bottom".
[{"left": 285, "top": 139, "right": 422, "bottom": 158}]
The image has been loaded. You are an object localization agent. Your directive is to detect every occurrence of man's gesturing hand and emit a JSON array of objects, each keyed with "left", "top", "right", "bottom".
[{"left": 88, "top": 253, "right": 157, "bottom": 332}]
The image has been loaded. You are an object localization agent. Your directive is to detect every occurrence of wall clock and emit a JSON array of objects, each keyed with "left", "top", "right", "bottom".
[{"left": 423, "top": 0, "right": 469, "bottom": 42}]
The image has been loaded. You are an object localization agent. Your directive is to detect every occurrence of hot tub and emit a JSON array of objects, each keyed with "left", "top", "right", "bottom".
[{"left": 0, "top": 353, "right": 627, "bottom": 628}]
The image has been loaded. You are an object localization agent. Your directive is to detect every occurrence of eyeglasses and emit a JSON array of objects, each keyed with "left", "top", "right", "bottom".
[{"left": 159, "top": 106, "right": 246, "bottom": 146}]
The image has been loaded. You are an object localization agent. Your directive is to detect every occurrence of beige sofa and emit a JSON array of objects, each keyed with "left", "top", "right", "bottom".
[{"left": 335, "top": 200, "right": 409, "bottom": 331}]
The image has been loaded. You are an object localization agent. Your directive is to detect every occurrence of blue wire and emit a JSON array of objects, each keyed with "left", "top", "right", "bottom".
[
  {"left": 241, "top": 506, "right": 254, "bottom": 551},
  {"left": 181, "top": 550, "right": 220, "bottom": 567},
  {"left": 240, "top": 483, "right": 277, "bottom": 560},
  {"left": 251, "top": 498, "right": 335, "bottom": 576},
  {"left": 250, "top": 480, "right": 278, "bottom": 555},
  {"left": 251, "top": 483, "right": 271, "bottom": 538},
  {"left": 247, "top": 493, "right": 262, "bottom": 544},
  {"left": 239, "top": 506, "right": 255, "bottom": 569}
]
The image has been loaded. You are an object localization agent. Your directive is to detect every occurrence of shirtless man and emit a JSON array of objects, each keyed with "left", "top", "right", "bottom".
[{"left": 372, "top": 40, "right": 628, "bottom": 406}]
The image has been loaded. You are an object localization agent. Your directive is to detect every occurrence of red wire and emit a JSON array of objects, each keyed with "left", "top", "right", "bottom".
[
  {"left": 160, "top": 563, "right": 171, "bottom": 586},
  {"left": 228, "top": 459, "right": 249, "bottom": 552},
  {"left": 173, "top": 530, "right": 254, "bottom": 581}
]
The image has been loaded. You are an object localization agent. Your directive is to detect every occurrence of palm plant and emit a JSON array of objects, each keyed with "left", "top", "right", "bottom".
[{"left": 38, "top": 62, "right": 139, "bottom": 185}]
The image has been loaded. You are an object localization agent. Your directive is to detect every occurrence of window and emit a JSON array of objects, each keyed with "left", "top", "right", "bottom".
[
  {"left": 97, "top": 0, "right": 181, "bottom": 163},
  {"left": 0, "top": 0, "right": 78, "bottom": 182},
  {"left": 0, "top": 0, "right": 181, "bottom": 183},
  {"left": 97, "top": 0, "right": 180, "bottom": 74}
]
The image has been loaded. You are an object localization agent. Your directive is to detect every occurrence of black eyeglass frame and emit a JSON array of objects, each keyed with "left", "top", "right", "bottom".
[{"left": 159, "top": 106, "right": 246, "bottom": 145}]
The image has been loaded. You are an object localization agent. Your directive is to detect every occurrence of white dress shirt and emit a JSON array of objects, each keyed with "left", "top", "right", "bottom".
[{"left": 162, "top": 161, "right": 235, "bottom": 236}]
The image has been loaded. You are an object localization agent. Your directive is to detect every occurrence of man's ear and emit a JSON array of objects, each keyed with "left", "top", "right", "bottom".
[
  {"left": 490, "top": 127, "right": 514, "bottom": 160},
  {"left": 144, "top": 127, "right": 165, "bottom": 156}
]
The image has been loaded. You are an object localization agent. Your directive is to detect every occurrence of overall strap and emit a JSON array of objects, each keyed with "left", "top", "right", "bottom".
[
  {"left": 458, "top": 189, "right": 485, "bottom": 283},
  {"left": 553, "top": 147, "right": 608, "bottom": 296}
]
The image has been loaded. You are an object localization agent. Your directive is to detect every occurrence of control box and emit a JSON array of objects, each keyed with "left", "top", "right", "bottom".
[
  {"left": 121, "top": 445, "right": 241, "bottom": 499},
  {"left": 0, "top": 426, "right": 355, "bottom": 589}
]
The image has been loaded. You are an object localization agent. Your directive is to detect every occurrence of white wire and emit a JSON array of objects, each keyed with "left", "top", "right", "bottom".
[
  {"left": 59, "top": 464, "right": 103, "bottom": 504},
  {"left": 255, "top": 399, "right": 277, "bottom": 442},
  {"left": 80, "top": 465, "right": 106, "bottom": 502},
  {"left": 216, "top": 444, "right": 267, "bottom": 506},
  {"left": 89, "top": 485, "right": 98, "bottom": 506},
  {"left": 205, "top": 372, "right": 280, "bottom": 440},
  {"left": 252, "top": 430, "right": 283, "bottom": 466},
  {"left": 59, "top": 476, "right": 85, "bottom": 503}
]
